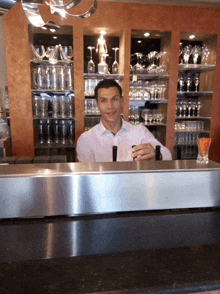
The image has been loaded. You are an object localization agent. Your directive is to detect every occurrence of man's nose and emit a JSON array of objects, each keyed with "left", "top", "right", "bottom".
[{"left": 106, "top": 100, "right": 113, "bottom": 108}]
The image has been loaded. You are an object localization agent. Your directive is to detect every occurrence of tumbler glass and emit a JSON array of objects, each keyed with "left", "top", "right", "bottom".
[
  {"left": 40, "top": 95, "right": 48, "bottom": 117},
  {"left": 60, "top": 95, "right": 67, "bottom": 118},
  {"left": 51, "top": 95, "right": 60, "bottom": 118},
  {"left": 66, "top": 94, "right": 74, "bottom": 118},
  {"left": 197, "top": 137, "right": 212, "bottom": 164},
  {"left": 33, "top": 95, "right": 41, "bottom": 117}
]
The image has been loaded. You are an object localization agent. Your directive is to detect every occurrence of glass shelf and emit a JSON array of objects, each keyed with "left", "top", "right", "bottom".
[
  {"left": 129, "top": 99, "right": 168, "bottom": 104},
  {"left": 177, "top": 91, "right": 213, "bottom": 96},
  {"left": 175, "top": 116, "right": 211, "bottom": 120},
  {"left": 178, "top": 64, "right": 215, "bottom": 73},
  {"left": 31, "top": 60, "right": 73, "bottom": 65},
  {"left": 143, "top": 123, "right": 166, "bottom": 127},
  {"left": 33, "top": 116, "right": 75, "bottom": 120},
  {"left": 84, "top": 73, "right": 124, "bottom": 80},
  {"left": 32, "top": 90, "right": 74, "bottom": 95},
  {"left": 130, "top": 74, "right": 169, "bottom": 80},
  {"left": 175, "top": 130, "right": 210, "bottom": 134}
]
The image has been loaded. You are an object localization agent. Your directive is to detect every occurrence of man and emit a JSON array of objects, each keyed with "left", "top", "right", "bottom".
[{"left": 77, "top": 79, "right": 172, "bottom": 162}]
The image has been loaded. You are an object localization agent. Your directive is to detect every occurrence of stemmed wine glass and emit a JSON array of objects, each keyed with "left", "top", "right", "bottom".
[
  {"left": 112, "top": 47, "right": 119, "bottom": 74},
  {"left": 141, "top": 109, "right": 150, "bottom": 124},
  {"left": 178, "top": 72, "right": 185, "bottom": 92},
  {"left": 196, "top": 100, "right": 203, "bottom": 117},
  {"left": 87, "top": 46, "right": 95, "bottom": 74},
  {"left": 53, "top": 120, "right": 59, "bottom": 144},
  {"left": 183, "top": 45, "right": 192, "bottom": 65},
  {"left": 46, "top": 45, "right": 59, "bottom": 64},
  {"left": 191, "top": 45, "right": 201, "bottom": 64},
  {"left": 133, "top": 53, "right": 144, "bottom": 74},
  {"left": 31, "top": 45, "right": 46, "bottom": 62},
  {"left": 59, "top": 45, "right": 73, "bottom": 62},
  {"left": 201, "top": 45, "right": 210, "bottom": 64},
  {"left": 186, "top": 73, "right": 192, "bottom": 92},
  {"left": 147, "top": 51, "right": 158, "bottom": 73},
  {"left": 193, "top": 73, "right": 200, "bottom": 92}
]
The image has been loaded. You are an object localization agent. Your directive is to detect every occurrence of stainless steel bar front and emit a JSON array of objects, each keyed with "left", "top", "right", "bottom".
[{"left": 0, "top": 160, "right": 220, "bottom": 219}]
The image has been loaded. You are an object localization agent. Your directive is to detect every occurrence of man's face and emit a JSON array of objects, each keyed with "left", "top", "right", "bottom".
[{"left": 97, "top": 87, "right": 123, "bottom": 125}]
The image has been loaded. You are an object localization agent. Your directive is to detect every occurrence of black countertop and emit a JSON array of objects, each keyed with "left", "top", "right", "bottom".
[{"left": 1, "top": 209, "right": 220, "bottom": 294}]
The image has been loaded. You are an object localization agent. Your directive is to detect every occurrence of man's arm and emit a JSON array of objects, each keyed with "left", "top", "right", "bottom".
[{"left": 76, "top": 134, "right": 95, "bottom": 162}]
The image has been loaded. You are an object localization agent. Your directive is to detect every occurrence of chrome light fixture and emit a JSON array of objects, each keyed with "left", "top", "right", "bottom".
[{"left": 0, "top": 0, "right": 97, "bottom": 30}]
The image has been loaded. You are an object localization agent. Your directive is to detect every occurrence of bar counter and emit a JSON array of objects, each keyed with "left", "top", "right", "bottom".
[{"left": 1, "top": 160, "right": 220, "bottom": 293}]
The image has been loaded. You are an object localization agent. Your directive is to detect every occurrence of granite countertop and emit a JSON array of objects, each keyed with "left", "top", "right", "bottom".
[{"left": 1, "top": 209, "right": 220, "bottom": 294}]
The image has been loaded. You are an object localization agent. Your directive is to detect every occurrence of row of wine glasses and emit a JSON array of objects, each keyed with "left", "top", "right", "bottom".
[
  {"left": 87, "top": 46, "right": 119, "bottom": 74},
  {"left": 178, "top": 72, "right": 200, "bottom": 92},
  {"left": 129, "top": 80, "right": 167, "bottom": 100},
  {"left": 141, "top": 109, "right": 165, "bottom": 125},
  {"left": 176, "top": 99, "right": 203, "bottom": 117},
  {"left": 38, "top": 119, "right": 74, "bottom": 146},
  {"left": 32, "top": 64, "right": 73, "bottom": 90},
  {"left": 33, "top": 94, "right": 74, "bottom": 118},
  {"left": 85, "top": 99, "right": 100, "bottom": 115},
  {"left": 179, "top": 44, "right": 210, "bottom": 65},
  {"left": 131, "top": 51, "right": 167, "bottom": 74},
  {"left": 175, "top": 121, "right": 205, "bottom": 133},
  {"left": 129, "top": 106, "right": 166, "bottom": 125},
  {"left": 31, "top": 44, "right": 73, "bottom": 63},
  {"left": 85, "top": 116, "right": 101, "bottom": 131}
]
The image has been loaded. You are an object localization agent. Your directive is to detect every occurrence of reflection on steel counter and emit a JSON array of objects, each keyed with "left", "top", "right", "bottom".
[{"left": 0, "top": 160, "right": 219, "bottom": 219}]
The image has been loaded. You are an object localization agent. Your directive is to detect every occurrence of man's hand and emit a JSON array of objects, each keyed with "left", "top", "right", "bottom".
[{"left": 132, "top": 144, "right": 156, "bottom": 162}]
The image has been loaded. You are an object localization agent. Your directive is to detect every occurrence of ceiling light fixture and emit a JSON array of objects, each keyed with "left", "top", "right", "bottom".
[
  {"left": 137, "top": 40, "right": 142, "bottom": 43},
  {"left": 19, "top": 0, "right": 98, "bottom": 31},
  {"left": 189, "top": 35, "right": 196, "bottom": 39},
  {"left": 144, "top": 32, "right": 150, "bottom": 37}
]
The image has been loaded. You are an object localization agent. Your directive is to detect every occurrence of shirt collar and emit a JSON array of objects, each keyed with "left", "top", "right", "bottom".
[{"left": 98, "top": 118, "right": 129, "bottom": 136}]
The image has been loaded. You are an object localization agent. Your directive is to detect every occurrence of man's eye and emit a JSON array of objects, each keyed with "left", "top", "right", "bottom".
[
  {"left": 113, "top": 97, "right": 119, "bottom": 101},
  {"left": 101, "top": 99, "right": 106, "bottom": 103}
]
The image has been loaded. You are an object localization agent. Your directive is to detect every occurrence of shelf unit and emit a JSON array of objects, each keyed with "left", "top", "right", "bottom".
[
  {"left": 174, "top": 32, "right": 217, "bottom": 159},
  {"left": 29, "top": 25, "right": 75, "bottom": 162},
  {"left": 3, "top": 1, "right": 220, "bottom": 162}
]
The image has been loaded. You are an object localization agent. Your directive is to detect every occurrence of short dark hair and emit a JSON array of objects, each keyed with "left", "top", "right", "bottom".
[{"left": 94, "top": 79, "right": 123, "bottom": 100}]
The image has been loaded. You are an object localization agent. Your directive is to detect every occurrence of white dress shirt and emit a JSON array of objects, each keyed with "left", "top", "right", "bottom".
[{"left": 76, "top": 119, "right": 172, "bottom": 162}]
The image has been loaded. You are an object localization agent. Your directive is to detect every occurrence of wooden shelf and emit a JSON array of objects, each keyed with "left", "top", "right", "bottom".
[
  {"left": 84, "top": 73, "right": 124, "bottom": 80},
  {"left": 175, "top": 116, "right": 211, "bottom": 120},
  {"left": 177, "top": 91, "right": 213, "bottom": 96}
]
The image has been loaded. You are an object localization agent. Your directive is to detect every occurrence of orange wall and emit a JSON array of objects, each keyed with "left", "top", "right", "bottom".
[{"left": 3, "top": 2, "right": 220, "bottom": 161}]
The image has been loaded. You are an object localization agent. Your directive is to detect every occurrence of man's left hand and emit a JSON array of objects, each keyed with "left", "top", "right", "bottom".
[{"left": 132, "top": 143, "right": 156, "bottom": 162}]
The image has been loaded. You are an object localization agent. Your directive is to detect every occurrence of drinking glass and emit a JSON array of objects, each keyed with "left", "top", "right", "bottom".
[
  {"left": 68, "top": 120, "right": 75, "bottom": 144},
  {"left": 112, "top": 47, "right": 119, "bottom": 74},
  {"left": 197, "top": 137, "right": 212, "bottom": 164},
  {"left": 186, "top": 73, "right": 192, "bottom": 92},
  {"left": 148, "top": 110, "right": 153, "bottom": 124},
  {"left": 133, "top": 53, "right": 144, "bottom": 74},
  {"left": 191, "top": 100, "right": 197, "bottom": 116},
  {"left": 87, "top": 46, "right": 95, "bottom": 74},
  {"left": 31, "top": 45, "right": 46, "bottom": 62},
  {"left": 52, "top": 95, "right": 60, "bottom": 118},
  {"left": 57, "top": 66, "right": 65, "bottom": 90},
  {"left": 141, "top": 109, "right": 150, "bottom": 124},
  {"left": 33, "top": 95, "right": 41, "bottom": 117},
  {"left": 158, "top": 110, "right": 165, "bottom": 123},
  {"left": 193, "top": 73, "right": 200, "bottom": 92},
  {"left": 53, "top": 120, "right": 59, "bottom": 144},
  {"left": 196, "top": 100, "right": 203, "bottom": 117},
  {"left": 66, "top": 94, "right": 74, "bottom": 118},
  {"left": 61, "top": 120, "right": 67, "bottom": 145},
  {"left": 59, "top": 45, "right": 73, "bottom": 62},
  {"left": 178, "top": 73, "right": 185, "bottom": 92},
  {"left": 191, "top": 45, "right": 201, "bottom": 64},
  {"left": 60, "top": 95, "right": 67, "bottom": 118},
  {"left": 133, "top": 106, "right": 140, "bottom": 124},
  {"left": 147, "top": 51, "right": 158, "bottom": 73},
  {"left": 201, "top": 45, "right": 210, "bottom": 64},
  {"left": 46, "top": 119, "right": 52, "bottom": 145},
  {"left": 183, "top": 45, "right": 192, "bottom": 64},
  {"left": 44, "top": 65, "right": 51, "bottom": 90},
  {"left": 38, "top": 120, "right": 44, "bottom": 144},
  {"left": 46, "top": 45, "right": 59, "bottom": 64},
  {"left": 65, "top": 64, "right": 73, "bottom": 90},
  {"left": 40, "top": 94, "right": 49, "bottom": 117},
  {"left": 35, "top": 65, "right": 45, "bottom": 90},
  {"left": 50, "top": 65, "right": 58, "bottom": 90}
]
